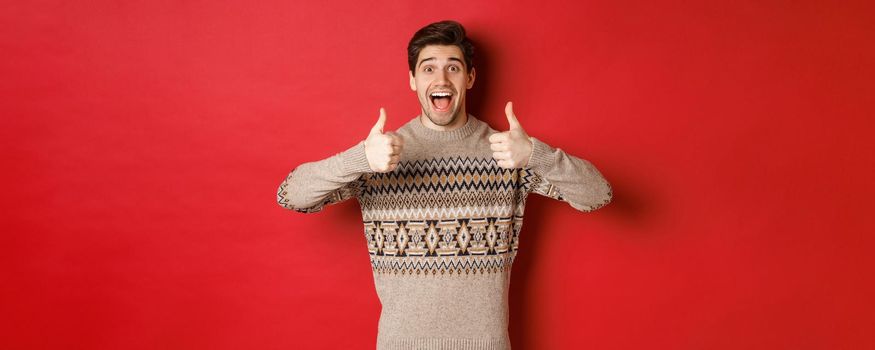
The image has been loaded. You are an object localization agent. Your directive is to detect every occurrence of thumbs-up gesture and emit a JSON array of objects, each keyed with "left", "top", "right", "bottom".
[
  {"left": 365, "top": 107, "right": 404, "bottom": 172},
  {"left": 489, "top": 101, "right": 533, "bottom": 169}
]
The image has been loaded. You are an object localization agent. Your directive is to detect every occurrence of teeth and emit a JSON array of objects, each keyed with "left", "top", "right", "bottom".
[{"left": 430, "top": 92, "right": 452, "bottom": 97}]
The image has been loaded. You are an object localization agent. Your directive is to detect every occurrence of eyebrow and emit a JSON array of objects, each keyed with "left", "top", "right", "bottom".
[{"left": 417, "top": 57, "right": 465, "bottom": 68}]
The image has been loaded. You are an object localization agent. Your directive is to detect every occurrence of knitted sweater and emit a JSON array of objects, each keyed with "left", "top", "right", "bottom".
[{"left": 277, "top": 114, "right": 612, "bottom": 350}]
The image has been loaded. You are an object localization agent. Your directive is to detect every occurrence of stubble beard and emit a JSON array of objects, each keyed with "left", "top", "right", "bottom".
[{"left": 421, "top": 95, "right": 462, "bottom": 127}]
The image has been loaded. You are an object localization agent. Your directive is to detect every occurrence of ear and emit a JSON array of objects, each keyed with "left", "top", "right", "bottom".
[
  {"left": 409, "top": 70, "right": 417, "bottom": 91},
  {"left": 466, "top": 67, "right": 476, "bottom": 89}
]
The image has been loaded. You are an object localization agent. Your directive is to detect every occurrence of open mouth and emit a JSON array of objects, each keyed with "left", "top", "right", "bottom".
[{"left": 429, "top": 90, "right": 453, "bottom": 113}]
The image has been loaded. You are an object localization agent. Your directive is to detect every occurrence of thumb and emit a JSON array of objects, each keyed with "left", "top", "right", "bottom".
[
  {"left": 370, "top": 107, "right": 387, "bottom": 135},
  {"left": 505, "top": 101, "right": 521, "bottom": 130}
]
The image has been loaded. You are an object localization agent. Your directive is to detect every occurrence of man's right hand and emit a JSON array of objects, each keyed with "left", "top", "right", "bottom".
[{"left": 365, "top": 108, "right": 404, "bottom": 172}]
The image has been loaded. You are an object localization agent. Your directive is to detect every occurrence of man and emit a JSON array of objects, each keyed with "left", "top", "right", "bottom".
[{"left": 277, "top": 20, "right": 612, "bottom": 350}]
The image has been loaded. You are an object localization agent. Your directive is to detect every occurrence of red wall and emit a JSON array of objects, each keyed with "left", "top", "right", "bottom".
[{"left": 3, "top": 1, "right": 873, "bottom": 349}]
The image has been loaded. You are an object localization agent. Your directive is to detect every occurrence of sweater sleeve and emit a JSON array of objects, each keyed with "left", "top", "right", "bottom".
[
  {"left": 276, "top": 140, "right": 373, "bottom": 213},
  {"left": 522, "top": 136, "right": 613, "bottom": 212}
]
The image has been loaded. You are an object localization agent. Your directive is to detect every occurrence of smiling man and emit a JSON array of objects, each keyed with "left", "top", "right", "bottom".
[
  {"left": 411, "top": 43, "right": 473, "bottom": 130},
  {"left": 277, "top": 20, "right": 612, "bottom": 350}
]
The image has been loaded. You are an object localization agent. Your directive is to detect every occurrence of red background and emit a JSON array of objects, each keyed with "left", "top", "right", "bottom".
[{"left": 3, "top": 1, "right": 874, "bottom": 349}]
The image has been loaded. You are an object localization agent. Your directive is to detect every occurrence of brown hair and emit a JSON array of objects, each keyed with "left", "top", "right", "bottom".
[{"left": 407, "top": 20, "right": 475, "bottom": 75}]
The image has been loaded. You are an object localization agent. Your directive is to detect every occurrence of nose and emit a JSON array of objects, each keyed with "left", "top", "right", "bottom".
[{"left": 434, "top": 69, "right": 449, "bottom": 84}]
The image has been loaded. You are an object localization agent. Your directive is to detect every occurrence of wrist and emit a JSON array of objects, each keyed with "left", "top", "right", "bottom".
[
  {"left": 527, "top": 136, "right": 557, "bottom": 174},
  {"left": 525, "top": 136, "right": 535, "bottom": 167}
]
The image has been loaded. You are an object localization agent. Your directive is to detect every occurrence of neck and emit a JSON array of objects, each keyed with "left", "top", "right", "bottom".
[{"left": 408, "top": 110, "right": 480, "bottom": 142}]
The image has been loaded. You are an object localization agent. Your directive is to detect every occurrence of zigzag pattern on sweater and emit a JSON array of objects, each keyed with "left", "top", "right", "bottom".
[
  {"left": 370, "top": 252, "right": 517, "bottom": 276},
  {"left": 277, "top": 156, "right": 565, "bottom": 215},
  {"left": 357, "top": 156, "right": 560, "bottom": 215},
  {"left": 360, "top": 156, "right": 527, "bottom": 195}
]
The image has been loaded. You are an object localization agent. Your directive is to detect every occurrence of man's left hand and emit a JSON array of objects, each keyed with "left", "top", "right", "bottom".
[{"left": 489, "top": 101, "right": 534, "bottom": 169}]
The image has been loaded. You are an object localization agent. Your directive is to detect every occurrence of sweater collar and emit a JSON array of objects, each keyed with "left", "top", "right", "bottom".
[{"left": 408, "top": 113, "right": 481, "bottom": 141}]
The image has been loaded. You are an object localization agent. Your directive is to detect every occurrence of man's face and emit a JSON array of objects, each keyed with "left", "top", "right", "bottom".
[{"left": 409, "top": 45, "right": 476, "bottom": 127}]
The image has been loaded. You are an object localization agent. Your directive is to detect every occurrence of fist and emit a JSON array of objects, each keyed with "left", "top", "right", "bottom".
[
  {"left": 365, "top": 107, "right": 404, "bottom": 172},
  {"left": 488, "top": 101, "right": 533, "bottom": 169}
]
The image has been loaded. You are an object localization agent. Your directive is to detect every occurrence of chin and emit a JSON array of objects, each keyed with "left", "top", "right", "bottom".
[{"left": 427, "top": 110, "right": 458, "bottom": 126}]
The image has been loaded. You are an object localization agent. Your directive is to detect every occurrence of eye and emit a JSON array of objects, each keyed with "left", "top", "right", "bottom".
[
  {"left": 448, "top": 65, "right": 459, "bottom": 72},
  {"left": 423, "top": 66, "right": 433, "bottom": 73}
]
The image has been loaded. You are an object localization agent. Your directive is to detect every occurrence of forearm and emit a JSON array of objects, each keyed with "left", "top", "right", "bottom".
[
  {"left": 526, "top": 136, "right": 613, "bottom": 212},
  {"left": 276, "top": 140, "right": 372, "bottom": 213}
]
